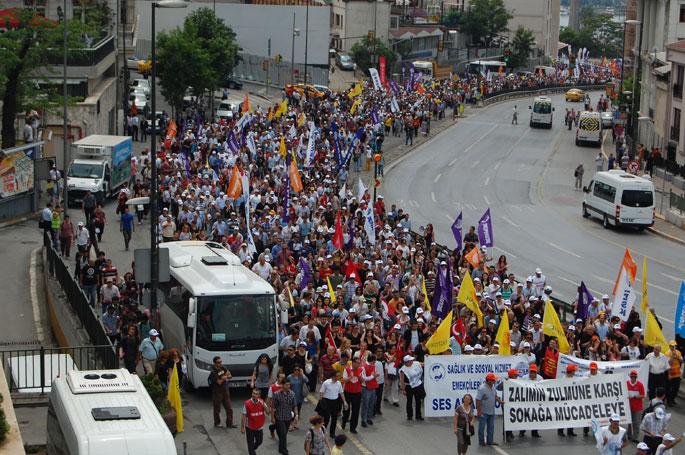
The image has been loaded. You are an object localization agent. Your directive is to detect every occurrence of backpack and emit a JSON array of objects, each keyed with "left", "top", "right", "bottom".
[
  {"left": 304, "top": 428, "right": 314, "bottom": 452},
  {"left": 641, "top": 400, "right": 663, "bottom": 421}
]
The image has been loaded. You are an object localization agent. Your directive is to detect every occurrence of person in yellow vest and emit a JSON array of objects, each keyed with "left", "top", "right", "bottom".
[
  {"left": 666, "top": 341, "right": 683, "bottom": 406},
  {"left": 332, "top": 352, "right": 350, "bottom": 384}
]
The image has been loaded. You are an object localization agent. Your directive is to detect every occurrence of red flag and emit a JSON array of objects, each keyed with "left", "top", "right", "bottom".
[
  {"left": 451, "top": 317, "right": 466, "bottom": 345},
  {"left": 325, "top": 324, "right": 337, "bottom": 351},
  {"left": 345, "top": 260, "right": 362, "bottom": 285},
  {"left": 395, "top": 337, "right": 403, "bottom": 368},
  {"left": 333, "top": 210, "right": 344, "bottom": 250}
]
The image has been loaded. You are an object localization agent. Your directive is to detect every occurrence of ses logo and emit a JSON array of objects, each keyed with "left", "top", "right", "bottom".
[{"left": 429, "top": 363, "right": 446, "bottom": 383}]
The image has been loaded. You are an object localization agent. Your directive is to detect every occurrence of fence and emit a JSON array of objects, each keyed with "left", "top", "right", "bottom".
[
  {"left": 409, "top": 231, "right": 575, "bottom": 322},
  {"left": 45, "top": 35, "right": 116, "bottom": 67},
  {"left": 0, "top": 345, "right": 117, "bottom": 393},
  {"left": 43, "top": 232, "right": 117, "bottom": 354},
  {"left": 233, "top": 52, "right": 329, "bottom": 88},
  {"left": 671, "top": 190, "right": 685, "bottom": 214},
  {"left": 481, "top": 83, "right": 606, "bottom": 106}
]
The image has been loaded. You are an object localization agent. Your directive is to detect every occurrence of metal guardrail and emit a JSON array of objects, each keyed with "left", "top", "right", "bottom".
[
  {"left": 670, "top": 190, "right": 685, "bottom": 214},
  {"left": 0, "top": 345, "right": 116, "bottom": 394},
  {"left": 409, "top": 231, "right": 576, "bottom": 322},
  {"left": 481, "top": 83, "right": 607, "bottom": 106},
  {"left": 45, "top": 35, "right": 115, "bottom": 67},
  {"left": 43, "top": 232, "right": 118, "bottom": 356}
]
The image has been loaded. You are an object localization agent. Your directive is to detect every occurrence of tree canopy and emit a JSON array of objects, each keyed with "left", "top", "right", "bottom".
[
  {"left": 509, "top": 27, "right": 535, "bottom": 69},
  {"left": 559, "top": 7, "right": 622, "bottom": 59},
  {"left": 460, "top": 0, "right": 512, "bottom": 47},
  {"left": 156, "top": 8, "right": 240, "bottom": 115},
  {"left": 349, "top": 36, "right": 397, "bottom": 75}
]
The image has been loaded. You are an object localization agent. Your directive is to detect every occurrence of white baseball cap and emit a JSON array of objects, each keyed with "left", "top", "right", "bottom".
[{"left": 149, "top": 329, "right": 159, "bottom": 337}]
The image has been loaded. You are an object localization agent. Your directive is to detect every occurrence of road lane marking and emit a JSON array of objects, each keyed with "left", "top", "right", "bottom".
[
  {"left": 484, "top": 195, "right": 490, "bottom": 205},
  {"left": 434, "top": 173, "right": 442, "bottom": 183},
  {"left": 444, "top": 213, "right": 454, "bottom": 222},
  {"left": 501, "top": 215, "right": 518, "bottom": 228},
  {"left": 634, "top": 277, "right": 678, "bottom": 296},
  {"left": 471, "top": 160, "right": 480, "bottom": 168},
  {"left": 466, "top": 203, "right": 477, "bottom": 210},
  {"left": 661, "top": 273, "right": 683, "bottom": 282},
  {"left": 493, "top": 444, "right": 513, "bottom": 455},
  {"left": 484, "top": 177, "right": 490, "bottom": 186},
  {"left": 449, "top": 157, "right": 458, "bottom": 166},
  {"left": 548, "top": 242, "right": 581, "bottom": 258},
  {"left": 494, "top": 162, "right": 501, "bottom": 171},
  {"left": 409, "top": 200, "right": 419, "bottom": 207},
  {"left": 593, "top": 275, "right": 614, "bottom": 285},
  {"left": 494, "top": 246, "right": 518, "bottom": 259},
  {"left": 431, "top": 192, "right": 437, "bottom": 203},
  {"left": 461, "top": 124, "right": 498, "bottom": 155}
]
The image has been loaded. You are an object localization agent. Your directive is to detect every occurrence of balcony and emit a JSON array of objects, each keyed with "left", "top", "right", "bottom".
[{"left": 45, "top": 35, "right": 115, "bottom": 67}]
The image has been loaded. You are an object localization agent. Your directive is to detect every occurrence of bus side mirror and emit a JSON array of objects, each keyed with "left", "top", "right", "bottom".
[
  {"left": 188, "top": 297, "right": 196, "bottom": 314},
  {"left": 528, "top": 106, "right": 531, "bottom": 109},
  {"left": 187, "top": 312, "right": 196, "bottom": 328},
  {"left": 552, "top": 107, "right": 555, "bottom": 111},
  {"left": 583, "top": 186, "right": 589, "bottom": 193}
]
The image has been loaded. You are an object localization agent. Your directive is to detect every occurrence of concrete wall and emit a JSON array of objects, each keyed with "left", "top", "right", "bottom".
[
  {"left": 503, "top": 0, "right": 560, "bottom": 58},
  {"left": 134, "top": 3, "right": 330, "bottom": 66},
  {"left": 0, "top": 363, "right": 25, "bottom": 455},
  {"left": 331, "top": 0, "right": 391, "bottom": 53}
]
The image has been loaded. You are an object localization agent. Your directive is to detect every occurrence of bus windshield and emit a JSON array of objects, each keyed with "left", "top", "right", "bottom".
[
  {"left": 533, "top": 102, "right": 552, "bottom": 114},
  {"left": 196, "top": 294, "right": 276, "bottom": 351}
]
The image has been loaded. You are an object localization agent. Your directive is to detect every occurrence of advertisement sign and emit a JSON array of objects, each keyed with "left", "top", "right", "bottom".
[
  {"left": 556, "top": 353, "right": 649, "bottom": 387},
  {"left": 0, "top": 149, "right": 33, "bottom": 198},
  {"left": 503, "top": 374, "right": 631, "bottom": 431},
  {"left": 424, "top": 355, "right": 533, "bottom": 417}
]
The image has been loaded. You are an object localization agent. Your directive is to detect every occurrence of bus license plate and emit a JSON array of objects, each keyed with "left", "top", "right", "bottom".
[
  {"left": 228, "top": 380, "right": 246, "bottom": 388},
  {"left": 622, "top": 218, "right": 633, "bottom": 222}
]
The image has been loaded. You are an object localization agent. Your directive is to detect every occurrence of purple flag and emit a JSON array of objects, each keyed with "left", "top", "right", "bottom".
[
  {"left": 451, "top": 211, "right": 463, "bottom": 253},
  {"left": 390, "top": 80, "right": 400, "bottom": 95},
  {"left": 576, "top": 281, "right": 594, "bottom": 321},
  {"left": 477, "top": 208, "right": 494, "bottom": 247},
  {"left": 299, "top": 257, "right": 312, "bottom": 291},
  {"left": 430, "top": 265, "right": 444, "bottom": 316},
  {"left": 227, "top": 131, "right": 240, "bottom": 154},
  {"left": 345, "top": 215, "right": 354, "bottom": 251},
  {"left": 432, "top": 264, "right": 453, "bottom": 320},
  {"left": 370, "top": 110, "right": 379, "bottom": 125},
  {"left": 406, "top": 65, "right": 415, "bottom": 91},
  {"left": 282, "top": 156, "right": 290, "bottom": 224}
]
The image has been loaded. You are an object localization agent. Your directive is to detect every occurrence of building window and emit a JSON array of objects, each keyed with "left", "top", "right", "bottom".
[
  {"left": 675, "top": 65, "right": 684, "bottom": 99},
  {"left": 673, "top": 108, "right": 681, "bottom": 141},
  {"left": 24, "top": 0, "right": 47, "bottom": 16},
  {"left": 680, "top": 5, "right": 685, "bottom": 22}
]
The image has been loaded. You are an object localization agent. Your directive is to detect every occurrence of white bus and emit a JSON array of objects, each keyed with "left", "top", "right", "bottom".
[
  {"left": 47, "top": 369, "right": 176, "bottom": 455},
  {"left": 468, "top": 60, "right": 506, "bottom": 75},
  {"left": 158, "top": 241, "right": 277, "bottom": 389},
  {"left": 529, "top": 96, "right": 554, "bottom": 128}
]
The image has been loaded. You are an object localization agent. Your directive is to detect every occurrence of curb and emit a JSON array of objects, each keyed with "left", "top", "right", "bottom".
[
  {"left": 0, "top": 211, "right": 38, "bottom": 229},
  {"left": 647, "top": 225, "right": 685, "bottom": 246}
]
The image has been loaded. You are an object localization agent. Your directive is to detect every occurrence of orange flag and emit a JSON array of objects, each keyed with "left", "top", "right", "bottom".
[
  {"left": 242, "top": 94, "right": 251, "bottom": 113},
  {"left": 612, "top": 248, "right": 638, "bottom": 296},
  {"left": 465, "top": 247, "right": 483, "bottom": 269},
  {"left": 289, "top": 159, "right": 303, "bottom": 193},
  {"left": 226, "top": 164, "right": 242, "bottom": 199}
]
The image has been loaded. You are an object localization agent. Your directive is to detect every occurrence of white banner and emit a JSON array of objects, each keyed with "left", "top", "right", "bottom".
[
  {"left": 390, "top": 96, "right": 400, "bottom": 113},
  {"left": 611, "top": 266, "right": 636, "bottom": 321},
  {"left": 241, "top": 174, "right": 257, "bottom": 254},
  {"left": 363, "top": 203, "right": 376, "bottom": 246},
  {"left": 369, "top": 68, "right": 382, "bottom": 90},
  {"left": 235, "top": 112, "right": 251, "bottom": 131},
  {"left": 424, "top": 355, "right": 534, "bottom": 417},
  {"left": 556, "top": 353, "right": 648, "bottom": 388},
  {"left": 503, "top": 374, "right": 631, "bottom": 431},
  {"left": 305, "top": 126, "right": 316, "bottom": 167}
]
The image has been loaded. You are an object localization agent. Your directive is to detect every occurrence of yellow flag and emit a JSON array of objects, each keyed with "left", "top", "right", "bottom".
[
  {"left": 279, "top": 136, "right": 287, "bottom": 158},
  {"left": 275, "top": 99, "right": 288, "bottom": 118},
  {"left": 644, "top": 308, "right": 669, "bottom": 352},
  {"left": 287, "top": 287, "right": 296, "bottom": 308},
  {"left": 457, "top": 272, "right": 484, "bottom": 327},
  {"left": 641, "top": 257, "right": 649, "bottom": 313},
  {"left": 348, "top": 82, "right": 362, "bottom": 99},
  {"left": 350, "top": 98, "right": 361, "bottom": 115},
  {"left": 495, "top": 310, "right": 511, "bottom": 355},
  {"left": 327, "top": 276, "right": 336, "bottom": 303},
  {"left": 422, "top": 276, "right": 431, "bottom": 311},
  {"left": 297, "top": 112, "right": 306, "bottom": 128},
  {"left": 542, "top": 299, "right": 570, "bottom": 354},
  {"left": 167, "top": 364, "right": 184, "bottom": 433},
  {"left": 267, "top": 108, "right": 274, "bottom": 121},
  {"left": 426, "top": 311, "right": 452, "bottom": 354}
]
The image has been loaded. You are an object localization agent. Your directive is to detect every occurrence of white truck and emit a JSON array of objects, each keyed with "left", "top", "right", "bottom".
[{"left": 67, "top": 135, "right": 132, "bottom": 206}]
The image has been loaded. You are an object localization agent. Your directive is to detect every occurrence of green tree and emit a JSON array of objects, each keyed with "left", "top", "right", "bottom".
[
  {"left": 460, "top": 0, "right": 512, "bottom": 47},
  {"left": 559, "top": 8, "right": 621, "bottom": 59},
  {"left": 0, "top": 9, "right": 98, "bottom": 148},
  {"left": 349, "top": 36, "right": 397, "bottom": 75},
  {"left": 156, "top": 8, "right": 240, "bottom": 115},
  {"left": 509, "top": 27, "right": 535, "bottom": 68}
]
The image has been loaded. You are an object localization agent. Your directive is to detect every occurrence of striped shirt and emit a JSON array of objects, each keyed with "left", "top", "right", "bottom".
[{"left": 272, "top": 390, "right": 297, "bottom": 421}]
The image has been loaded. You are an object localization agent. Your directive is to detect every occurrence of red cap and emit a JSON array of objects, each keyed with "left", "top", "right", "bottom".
[
  {"left": 629, "top": 370, "right": 638, "bottom": 376},
  {"left": 589, "top": 362, "right": 598, "bottom": 370},
  {"left": 566, "top": 364, "right": 577, "bottom": 373},
  {"left": 507, "top": 369, "right": 519, "bottom": 377},
  {"left": 486, "top": 373, "right": 499, "bottom": 381},
  {"left": 529, "top": 364, "right": 538, "bottom": 372}
]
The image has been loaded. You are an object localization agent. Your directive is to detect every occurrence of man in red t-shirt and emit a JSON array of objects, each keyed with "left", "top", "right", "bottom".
[
  {"left": 342, "top": 357, "right": 364, "bottom": 434},
  {"left": 241, "top": 388, "right": 268, "bottom": 455},
  {"left": 627, "top": 369, "right": 646, "bottom": 443}
]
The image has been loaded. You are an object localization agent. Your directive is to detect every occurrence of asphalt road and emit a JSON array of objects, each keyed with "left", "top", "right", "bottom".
[{"left": 382, "top": 91, "right": 685, "bottom": 335}]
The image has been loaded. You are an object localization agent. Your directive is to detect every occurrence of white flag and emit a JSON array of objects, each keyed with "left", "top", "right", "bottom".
[
  {"left": 246, "top": 132, "right": 257, "bottom": 156},
  {"left": 339, "top": 183, "right": 347, "bottom": 201},
  {"left": 369, "top": 68, "right": 382, "bottom": 90},
  {"left": 289, "top": 124, "right": 297, "bottom": 139},
  {"left": 611, "top": 267, "right": 637, "bottom": 321},
  {"left": 305, "top": 126, "right": 316, "bottom": 167},
  {"left": 235, "top": 112, "right": 251, "bottom": 131},
  {"left": 242, "top": 174, "right": 257, "bottom": 254},
  {"left": 358, "top": 177, "right": 367, "bottom": 201},
  {"left": 390, "top": 96, "right": 400, "bottom": 113},
  {"left": 364, "top": 203, "right": 376, "bottom": 246}
]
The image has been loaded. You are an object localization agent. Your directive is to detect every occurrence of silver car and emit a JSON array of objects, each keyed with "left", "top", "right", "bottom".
[{"left": 600, "top": 111, "right": 613, "bottom": 128}]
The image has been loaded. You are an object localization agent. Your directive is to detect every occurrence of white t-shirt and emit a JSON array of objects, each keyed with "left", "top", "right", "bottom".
[
  {"left": 252, "top": 261, "right": 272, "bottom": 281},
  {"left": 399, "top": 362, "right": 423, "bottom": 388},
  {"left": 597, "top": 426, "right": 626, "bottom": 455},
  {"left": 655, "top": 444, "right": 673, "bottom": 455},
  {"left": 319, "top": 378, "right": 344, "bottom": 400}
]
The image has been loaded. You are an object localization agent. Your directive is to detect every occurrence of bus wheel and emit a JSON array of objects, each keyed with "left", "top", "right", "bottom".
[
  {"left": 602, "top": 215, "right": 610, "bottom": 229},
  {"left": 582, "top": 204, "right": 590, "bottom": 218}
]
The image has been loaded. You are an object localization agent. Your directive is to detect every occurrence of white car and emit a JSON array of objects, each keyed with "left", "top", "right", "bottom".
[
  {"left": 129, "top": 93, "right": 147, "bottom": 110},
  {"left": 131, "top": 78, "right": 151, "bottom": 95},
  {"left": 600, "top": 111, "right": 614, "bottom": 128},
  {"left": 216, "top": 101, "right": 237, "bottom": 120}
]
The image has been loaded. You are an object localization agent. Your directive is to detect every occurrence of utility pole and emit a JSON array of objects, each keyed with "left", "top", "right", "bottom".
[
  {"left": 266, "top": 37, "right": 271, "bottom": 96},
  {"left": 304, "top": 0, "right": 309, "bottom": 85},
  {"left": 59, "top": 1, "right": 69, "bottom": 214}
]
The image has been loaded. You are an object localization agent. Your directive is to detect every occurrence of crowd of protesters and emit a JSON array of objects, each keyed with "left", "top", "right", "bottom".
[{"left": 40, "top": 61, "right": 684, "bottom": 455}]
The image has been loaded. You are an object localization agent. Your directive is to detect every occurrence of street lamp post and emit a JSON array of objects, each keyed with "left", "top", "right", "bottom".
[
  {"left": 290, "top": 13, "right": 300, "bottom": 84},
  {"left": 303, "top": 0, "right": 309, "bottom": 85},
  {"left": 150, "top": 0, "right": 188, "bottom": 321},
  {"left": 57, "top": 2, "right": 69, "bottom": 214},
  {"left": 620, "top": 19, "right": 640, "bottom": 97}
]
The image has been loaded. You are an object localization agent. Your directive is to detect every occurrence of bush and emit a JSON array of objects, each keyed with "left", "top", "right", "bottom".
[
  {"left": 140, "top": 374, "right": 171, "bottom": 415},
  {"left": 0, "top": 393, "right": 9, "bottom": 443}
]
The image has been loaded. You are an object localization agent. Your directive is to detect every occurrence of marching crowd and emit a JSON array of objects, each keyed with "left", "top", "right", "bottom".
[{"left": 39, "top": 62, "right": 682, "bottom": 455}]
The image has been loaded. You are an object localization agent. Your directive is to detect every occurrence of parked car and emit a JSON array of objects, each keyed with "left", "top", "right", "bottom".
[
  {"left": 600, "top": 111, "right": 614, "bottom": 128},
  {"left": 336, "top": 53, "right": 354, "bottom": 71},
  {"left": 221, "top": 76, "right": 243, "bottom": 90},
  {"left": 145, "top": 111, "right": 164, "bottom": 134},
  {"left": 126, "top": 55, "right": 144, "bottom": 70},
  {"left": 216, "top": 101, "right": 237, "bottom": 120},
  {"left": 129, "top": 93, "right": 147, "bottom": 110},
  {"left": 131, "top": 78, "right": 151, "bottom": 95},
  {"left": 129, "top": 86, "right": 149, "bottom": 100},
  {"left": 565, "top": 88, "right": 585, "bottom": 102}
]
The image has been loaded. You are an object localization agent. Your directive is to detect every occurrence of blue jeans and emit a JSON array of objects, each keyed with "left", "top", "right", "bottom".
[
  {"left": 83, "top": 284, "right": 97, "bottom": 307},
  {"left": 478, "top": 414, "right": 495, "bottom": 445},
  {"left": 361, "top": 387, "right": 376, "bottom": 423}
]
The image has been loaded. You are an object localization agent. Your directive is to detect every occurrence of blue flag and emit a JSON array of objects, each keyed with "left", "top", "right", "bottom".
[
  {"left": 477, "top": 208, "right": 494, "bottom": 247},
  {"left": 227, "top": 131, "right": 240, "bottom": 154},
  {"left": 370, "top": 110, "right": 380, "bottom": 125},
  {"left": 576, "top": 281, "right": 594, "bottom": 321},
  {"left": 676, "top": 281, "right": 685, "bottom": 337},
  {"left": 451, "top": 211, "right": 463, "bottom": 253},
  {"left": 342, "top": 129, "right": 364, "bottom": 169}
]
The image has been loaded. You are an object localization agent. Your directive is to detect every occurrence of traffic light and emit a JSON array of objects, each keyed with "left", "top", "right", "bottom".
[
  {"left": 503, "top": 48, "right": 511, "bottom": 64},
  {"left": 437, "top": 40, "right": 444, "bottom": 52},
  {"left": 274, "top": 54, "right": 282, "bottom": 64},
  {"left": 367, "top": 31, "right": 374, "bottom": 42}
]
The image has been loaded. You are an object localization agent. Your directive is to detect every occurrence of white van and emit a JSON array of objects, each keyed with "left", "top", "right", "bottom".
[
  {"left": 47, "top": 369, "right": 176, "bottom": 455},
  {"left": 529, "top": 96, "right": 554, "bottom": 128},
  {"left": 582, "top": 170, "right": 655, "bottom": 230},
  {"left": 216, "top": 101, "right": 237, "bottom": 120},
  {"left": 576, "top": 111, "right": 602, "bottom": 146},
  {"left": 412, "top": 60, "right": 434, "bottom": 78}
]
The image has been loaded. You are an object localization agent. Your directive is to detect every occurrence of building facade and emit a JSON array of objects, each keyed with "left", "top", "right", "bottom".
[
  {"left": 329, "top": 0, "right": 391, "bottom": 53},
  {"left": 501, "top": 0, "right": 560, "bottom": 59},
  {"left": 666, "top": 40, "right": 685, "bottom": 165}
]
